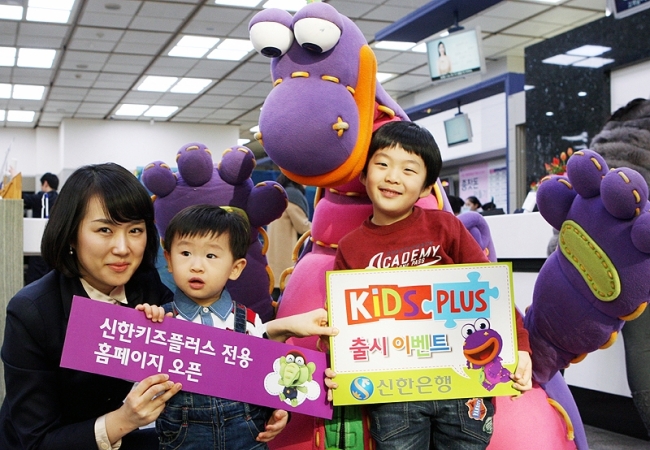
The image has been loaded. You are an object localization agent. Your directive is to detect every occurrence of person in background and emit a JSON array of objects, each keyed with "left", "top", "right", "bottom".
[
  {"left": 447, "top": 194, "right": 464, "bottom": 215},
  {"left": 464, "top": 195, "right": 482, "bottom": 212},
  {"left": 266, "top": 173, "right": 311, "bottom": 301},
  {"left": 334, "top": 121, "right": 532, "bottom": 449},
  {"left": 590, "top": 97, "right": 650, "bottom": 438},
  {"left": 21, "top": 172, "right": 59, "bottom": 219},
  {"left": 17, "top": 172, "right": 61, "bottom": 284},
  {"left": 0, "top": 163, "right": 181, "bottom": 450},
  {"left": 141, "top": 204, "right": 338, "bottom": 449}
]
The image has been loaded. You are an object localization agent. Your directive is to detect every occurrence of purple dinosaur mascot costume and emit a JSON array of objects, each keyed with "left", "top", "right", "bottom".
[
  {"left": 248, "top": 3, "right": 650, "bottom": 449},
  {"left": 141, "top": 142, "right": 287, "bottom": 322}
]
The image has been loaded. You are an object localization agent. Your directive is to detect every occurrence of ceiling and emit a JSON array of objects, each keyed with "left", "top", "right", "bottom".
[{"left": 0, "top": 0, "right": 606, "bottom": 157}]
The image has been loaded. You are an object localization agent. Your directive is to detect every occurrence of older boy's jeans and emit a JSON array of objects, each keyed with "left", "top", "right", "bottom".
[
  {"left": 367, "top": 398, "right": 494, "bottom": 450},
  {"left": 156, "top": 391, "right": 270, "bottom": 450}
]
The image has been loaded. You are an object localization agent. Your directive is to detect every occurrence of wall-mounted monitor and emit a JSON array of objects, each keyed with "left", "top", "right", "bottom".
[
  {"left": 608, "top": 0, "right": 650, "bottom": 18},
  {"left": 426, "top": 28, "right": 486, "bottom": 82},
  {"left": 444, "top": 113, "right": 473, "bottom": 146}
]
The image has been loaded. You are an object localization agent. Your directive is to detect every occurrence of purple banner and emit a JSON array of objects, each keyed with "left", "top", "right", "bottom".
[{"left": 61, "top": 296, "right": 333, "bottom": 419}]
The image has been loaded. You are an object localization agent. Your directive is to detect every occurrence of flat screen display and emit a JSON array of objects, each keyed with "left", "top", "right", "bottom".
[
  {"left": 610, "top": 0, "right": 650, "bottom": 18},
  {"left": 426, "top": 28, "right": 485, "bottom": 82},
  {"left": 444, "top": 113, "right": 473, "bottom": 146}
]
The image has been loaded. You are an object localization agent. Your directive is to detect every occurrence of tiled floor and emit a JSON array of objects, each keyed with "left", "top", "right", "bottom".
[{"left": 585, "top": 425, "right": 650, "bottom": 449}]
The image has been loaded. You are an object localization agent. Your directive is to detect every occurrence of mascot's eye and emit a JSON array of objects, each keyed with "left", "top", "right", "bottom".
[
  {"left": 461, "top": 324, "right": 476, "bottom": 338},
  {"left": 295, "top": 356, "right": 305, "bottom": 366},
  {"left": 249, "top": 21, "right": 294, "bottom": 58},
  {"left": 293, "top": 17, "right": 342, "bottom": 54},
  {"left": 475, "top": 318, "right": 491, "bottom": 331},
  {"left": 285, "top": 354, "right": 295, "bottom": 363}
]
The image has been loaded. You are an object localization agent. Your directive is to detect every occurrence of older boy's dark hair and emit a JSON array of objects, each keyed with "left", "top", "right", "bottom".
[
  {"left": 42, "top": 163, "right": 159, "bottom": 277},
  {"left": 364, "top": 121, "right": 442, "bottom": 188},
  {"left": 40, "top": 172, "right": 59, "bottom": 190},
  {"left": 164, "top": 205, "right": 250, "bottom": 260}
]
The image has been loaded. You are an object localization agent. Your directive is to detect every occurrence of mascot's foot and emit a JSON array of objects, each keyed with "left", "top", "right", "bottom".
[{"left": 488, "top": 382, "right": 579, "bottom": 450}]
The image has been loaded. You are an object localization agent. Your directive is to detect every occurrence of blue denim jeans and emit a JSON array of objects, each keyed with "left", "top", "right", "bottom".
[
  {"left": 156, "top": 391, "right": 271, "bottom": 450},
  {"left": 367, "top": 398, "right": 494, "bottom": 450}
]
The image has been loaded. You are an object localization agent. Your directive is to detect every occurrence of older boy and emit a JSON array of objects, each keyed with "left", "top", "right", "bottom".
[{"left": 334, "top": 121, "right": 532, "bottom": 449}]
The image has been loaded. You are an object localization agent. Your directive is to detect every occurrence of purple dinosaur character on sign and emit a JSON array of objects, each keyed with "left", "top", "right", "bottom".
[{"left": 463, "top": 318, "right": 512, "bottom": 391}]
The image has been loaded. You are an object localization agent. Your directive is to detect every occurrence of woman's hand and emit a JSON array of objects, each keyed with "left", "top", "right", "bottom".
[
  {"left": 511, "top": 351, "right": 533, "bottom": 392},
  {"left": 136, "top": 303, "right": 172, "bottom": 323},
  {"left": 105, "top": 374, "right": 182, "bottom": 444},
  {"left": 256, "top": 409, "right": 289, "bottom": 442}
]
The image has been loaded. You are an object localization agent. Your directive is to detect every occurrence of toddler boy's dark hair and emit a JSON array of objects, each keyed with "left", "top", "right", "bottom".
[
  {"left": 163, "top": 204, "right": 250, "bottom": 260},
  {"left": 363, "top": 121, "right": 443, "bottom": 189}
]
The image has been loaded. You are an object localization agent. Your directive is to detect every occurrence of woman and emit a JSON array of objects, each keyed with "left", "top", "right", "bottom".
[
  {"left": 437, "top": 41, "right": 452, "bottom": 75},
  {"left": 266, "top": 174, "right": 311, "bottom": 301},
  {"left": 0, "top": 163, "right": 181, "bottom": 449},
  {"left": 464, "top": 195, "right": 482, "bottom": 212}
]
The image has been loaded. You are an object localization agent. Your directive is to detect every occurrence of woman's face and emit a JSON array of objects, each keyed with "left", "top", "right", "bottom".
[
  {"left": 465, "top": 199, "right": 478, "bottom": 211},
  {"left": 439, "top": 43, "right": 446, "bottom": 55},
  {"left": 73, "top": 196, "right": 147, "bottom": 295}
]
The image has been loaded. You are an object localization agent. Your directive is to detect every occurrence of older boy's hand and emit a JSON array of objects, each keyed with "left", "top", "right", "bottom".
[
  {"left": 256, "top": 409, "right": 288, "bottom": 442},
  {"left": 136, "top": 303, "right": 172, "bottom": 323},
  {"left": 511, "top": 350, "right": 532, "bottom": 392},
  {"left": 324, "top": 367, "right": 338, "bottom": 402}
]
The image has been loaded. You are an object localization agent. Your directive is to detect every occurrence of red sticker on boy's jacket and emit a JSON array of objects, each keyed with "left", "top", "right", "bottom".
[{"left": 465, "top": 398, "right": 487, "bottom": 421}]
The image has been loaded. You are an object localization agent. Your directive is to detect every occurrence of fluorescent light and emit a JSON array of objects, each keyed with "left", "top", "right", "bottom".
[
  {"left": 169, "top": 36, "right": 219, "bottom": 58},
  {"left": 115, "top": 104, "right": 149, "bottom": 116},
  {"left": 528, "top": 0, "right": 562, "bottom": 3},
  {"left": 0, "top": 84, "right": 11, "bottom": 98},
  {"left": 249, "top": 125, "right": 260, "bottom": 133},
  {"left": 542, "top": 54, "right": 585, "bottom": 66},
  {"left": 572, "top": 57, "right": 614, "bottom": 68},
  {"left": 7, "top": 110, "right": 36, "bottom": 122},
  {"left": 27, "top": 0, "right": 74, "bottom": 23},
  {"left": 374, "top": 41, "right": 416, "bottom": 51},
  {"left": 0, "top": 5, "right": 23, "bottom": 20},
  {"left": 578, "top": 91, "right": 587, "bottom": 97},
  {"left": 262, "top": 0, "right": 306, "bottom": 12},
  {"left": 238, "top": 138, "right": 251, "bottom": 146},
  {"left": 137, "top": 76, "right": 178, "bottom": 92},
  {"left": 170, "top": 78, "right": 212, "bottom": 94},
  {"left": 215, "top": 0, "right": 261, "bottom": 6},
  {"left": 17, "top": 48, "right": 56, "bottom": 68},
  {"left": 144, "top": 106, "right": 178, "bottom": 118},
  {"left": 439, "top": 31, "right": 450, "bottom": 38},
  {"left": 410, "top": 43, "right": 427, "bottom": 53},
  {"left": 546, "top": 111, "right": 554, "bottom": 116},
  {"left": 0, "top": 110, "right": 5, "bottom": 121},
  {"left": 26, "top": 8, "right": 70, "bottom": 23},
  {"left": 207, "top": 39, "right": 254, "bottom": 61},
  {"left": 12, "top": 84, "right": 45, "bottom": 100},
  {"left": 0, "top": 47, "right": 17, "bottom": 66},
  {"left": 376, "top": 72, "right": 395, "bottom": 83},
  {"left": 524, "top": 85, "right": 535, "bottom": 91},
  {"left": 566, "top": 45, "right": 611, "bottom": 57}
]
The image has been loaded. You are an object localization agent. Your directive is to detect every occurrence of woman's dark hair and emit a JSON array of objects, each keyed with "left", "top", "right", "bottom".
[
  {"left": 466, "top": 196, "right": 482, "bottom": 208},
  {"left": 164, "top": 205, "right": 250, "bottom": 260},
  {"left": 276, "top": 173, "right": 305, "bottom": 195},
  {"left": 364, "top": 121, "right": 442, "bottom": 188},
  {"left": 42, "top": 163, "right": 159, "bottom": 277}
]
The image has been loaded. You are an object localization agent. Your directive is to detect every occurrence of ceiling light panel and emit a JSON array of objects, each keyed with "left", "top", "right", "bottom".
[
  {"left": 262, "top": 0, "right": 306, "bottom": 12},
  {"left": 0, "top": 5, "right": 23, "bottom": 20},
  {"left": 115, "top": 104, "right": 149, "bottom": 116},
  {"left": 207, "top": 39, "right": 254, "bottom": 61},
  {"left": 17, "top": 48, "right": 57, "bottom": 68},
  {"left": 7, "top": 110, "right": 36, "bottom": 122},
  {"left": 215, "top": 0, "right": 261, "bottom": 6},
  {"left": 0, "top": 47, "right": 17, "bottom": 66},
  {"left": 137, "top": 76, "right": 178, "bottom": 92},
  {"left": 144, "top": 106, "right": 178, "bottom": 117},
  {"left": 374, "top": 41, "right": 416, "bottom": 51},
  {"left": 566, "top": 45, "right": 611, "bottom": 57},
  {"left": 170, "top": 78, "right": 212, "bottom": 94},
  {"left": 542, "top": 54, "right": 585, "bottom": 66},
  {"left": 12, "top": 84, "right": 46, "bottom": 100},
  {"left": 572, "top": 57, "right": 614, "bottom": 68}
]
